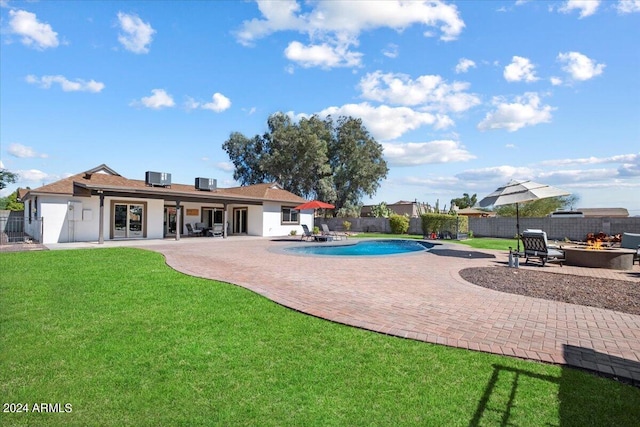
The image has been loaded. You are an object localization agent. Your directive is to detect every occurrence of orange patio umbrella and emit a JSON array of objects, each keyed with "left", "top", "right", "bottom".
[{"left": 293, "top": 200, "right": 335, "bottom": 210}]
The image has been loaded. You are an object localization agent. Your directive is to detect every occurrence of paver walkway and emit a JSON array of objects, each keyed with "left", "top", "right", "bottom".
[{"left": 53, "top": 237, "right": 640, "bottom": 383}]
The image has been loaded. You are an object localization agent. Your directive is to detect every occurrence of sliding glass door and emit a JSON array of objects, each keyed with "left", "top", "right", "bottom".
[{"left": 113, "top": 203, "right": 145, "bottom": 239}]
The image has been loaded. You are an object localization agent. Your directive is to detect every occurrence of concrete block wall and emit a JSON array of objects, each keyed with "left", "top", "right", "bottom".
[
  {"left": 316, "top": 216, "right": 640, "bottom": 242},
  {"left": 316, "top": 217, "right": 449, "bottom": 236},
  {"left": 469, "top": 217, "right": 640, "bottom": 241}
]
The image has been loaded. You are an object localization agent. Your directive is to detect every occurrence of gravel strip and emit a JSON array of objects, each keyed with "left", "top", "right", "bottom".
[{"left": 459, "top": 267, "right": 640, "bottom": 316}]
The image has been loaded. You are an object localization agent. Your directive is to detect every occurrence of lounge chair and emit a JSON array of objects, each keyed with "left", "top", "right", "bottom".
[
  {"left": 521, "top": 229, "right": 565, "bottom": 266},
  {"left": 321, "top": 223, "right": 345, "bottom": 241},
  {"left": 186, "top": 223, "right": 203, "bottom": 237},
  {"left": 621, "top": 232, "right": 640, "bottom": 265},
  {"left": 301, "top": 224, "right": 316, "bottom": 241}
]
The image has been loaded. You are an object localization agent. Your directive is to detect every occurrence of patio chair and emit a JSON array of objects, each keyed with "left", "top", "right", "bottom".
[
  {"left": 210, "top": 224, "right": 223, "bottom": 237},
  {"left": 186, "top": 223, "right": 203, "bottom": 237},
  {"left": 521, "top": 229, "right": 565, "bottom": 266},
  {"left": 301, "top": 224, "right": 316, "bottom": 241},
  {"left": 620, "top": 232, "right": 640, "bottom": 265},
  {"left": 321, "top": 223, "right": 345, "bottom": 241}
]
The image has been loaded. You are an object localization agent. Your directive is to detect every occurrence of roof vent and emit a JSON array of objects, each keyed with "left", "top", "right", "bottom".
[
  {"left": 195, "top": 177, "right": 217, "bottom": 191},
  {"left": 145, "top": 171, "right": 171, "bottom": 187}
]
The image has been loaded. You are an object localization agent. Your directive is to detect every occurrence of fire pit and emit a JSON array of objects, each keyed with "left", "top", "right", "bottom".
[{"left": 563, "top": 246, "right": 636, "bottom": 270}]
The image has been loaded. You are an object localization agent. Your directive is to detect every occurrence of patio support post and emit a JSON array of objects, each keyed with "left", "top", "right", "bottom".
[
  {"left": 175, "top": 201, "right": 181, "bottom": 241},
  {"left": 223, "top": 204, "right": 228, "bottom": 238},
  {"left": 98, "top": 191, "right": 104, "bottom": 244},
  {"left": 516, "top": 203, "right": 520, "bottom": 253}
]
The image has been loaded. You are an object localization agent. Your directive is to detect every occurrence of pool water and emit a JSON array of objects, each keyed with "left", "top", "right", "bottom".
[{"left": 285, "top": 239, "right": 433, "bottom": 256}]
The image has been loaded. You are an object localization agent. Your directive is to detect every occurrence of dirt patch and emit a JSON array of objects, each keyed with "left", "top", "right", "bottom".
[
  {"left": 0, "top": 242, "right": 47, "bottom": 252},
  {"left": 459, "top": 267, "right": 640, "bottom": 316}
]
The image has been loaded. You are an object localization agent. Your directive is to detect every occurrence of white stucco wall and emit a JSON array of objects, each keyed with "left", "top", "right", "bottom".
[
  {"left": 38, "top": 196, "right": 80, "bottom": 244},
  {"left": 247, "top": 205, "right": 263, "bottom": 236},
  {"left": 261, "top": 202, "right": 313, "bottom": 237},
  {"left": 30, "top": 194, "right": 306, "bottom": 243}
]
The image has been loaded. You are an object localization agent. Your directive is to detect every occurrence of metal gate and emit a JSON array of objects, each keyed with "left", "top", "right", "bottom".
[{"left": 0, "top": 215, "right": 43, "bottom": 246}]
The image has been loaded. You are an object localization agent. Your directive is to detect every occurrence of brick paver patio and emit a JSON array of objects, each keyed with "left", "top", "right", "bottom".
[{"left": 52, "top": 237, "right": 640, "bottom": 383}]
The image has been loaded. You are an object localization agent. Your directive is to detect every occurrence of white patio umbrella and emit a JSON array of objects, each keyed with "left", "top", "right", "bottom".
[{"left": 477, "top": 179, "right": 570, "bottom": 252}]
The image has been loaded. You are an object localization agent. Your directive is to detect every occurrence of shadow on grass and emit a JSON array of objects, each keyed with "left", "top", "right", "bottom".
[{"left": 470, "top": 346, "right": 640, "bottom": 427}]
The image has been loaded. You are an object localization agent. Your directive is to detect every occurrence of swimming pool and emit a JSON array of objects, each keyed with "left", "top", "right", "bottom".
[{"left": 285, "top": 239, "right": 433, "bottom": 256}]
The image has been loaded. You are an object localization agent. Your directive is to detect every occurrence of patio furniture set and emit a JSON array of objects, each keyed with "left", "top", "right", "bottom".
[
  {"left": 519, "top": 229, "right": 639, "bottom": 270},
  {"left": 186, "top": 223, "right": 223, "bottom": 237},
  {"left": 301, "top": 224, "right": 348, "bottom": 242}
]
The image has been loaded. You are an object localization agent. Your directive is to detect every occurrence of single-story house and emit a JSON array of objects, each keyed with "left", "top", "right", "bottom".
[
  {"left": 361, "top": 200, "right": 431, "bottom": 218},
  {"left": 19, "top": 164, "right": 314, "bottom": 244},
  {"left": 455, "top": 207, "right": 496, "bottom": 218}
]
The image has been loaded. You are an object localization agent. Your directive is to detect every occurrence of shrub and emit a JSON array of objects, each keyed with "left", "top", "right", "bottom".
[
  {"left": 342, "top": 220, "right": 351, "bottom": 231},
  {"left": 421, "top": 213, "right": 467, "bottom": 237},
  {"left": 313, "top": 226, "right": 320, "bottom": 235},
  {"left": 289, "top": 230, "right": 297, "bottom": 236},
  {"left": 389, "top": 214, "right": 409, "bottom": 234}
]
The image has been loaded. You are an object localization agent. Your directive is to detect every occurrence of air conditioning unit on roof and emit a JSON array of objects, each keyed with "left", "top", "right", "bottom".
[
  {"left": 195, "top": 177, "right": 217, "bottom": 191},
  {"left": 145, "top": 171, "right": 171, "bottom": 187}
]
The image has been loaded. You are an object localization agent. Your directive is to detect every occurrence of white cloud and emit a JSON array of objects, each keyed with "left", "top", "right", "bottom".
[
  {"left": 550, "top": 76, "right": 563, "bottom": 86},
  {"left": 559, "top": 0, "right": 600, "bottom": 18},
  {"left": 215, "top": 162, "right": 235, "bottom": 172},
  {"left": 539, "top": 153, "right": 639, "bottom": 167},
  {"left": 312, "top": 102, "right": 453, "bottom": 140},
  {"left": 185, "top": 93, "right": 232, "bottom": 113},
  {"left": 117, "top": 12, "right": 155, "bottom": 54},
  {"left": 358, "top": 71, "right": 481, "bottom": 113},
  {"left": 284, "top": 40, "right": 362, "bottom": 68},
  {"left": 457, "top": 165, "right": 535, "bottom": 181},
  {"left": 477, "top": 92, "right": 554, "bottom": 132},
  {"left": 235, "top": 0, "right": 305, "bottom": 46},
  {"left": 455, "top": 58, "right": 476, "bottom": 74},
  {"left": 15, "top": 169, "right": 50, "bottom": 183},
  {"left": 25, "top": 74, "right": 105, "bottom": 93},
  {"left": 456, "top": 154, "right": 640, "bottom": 199},
  {"left": 382, "top": 140, "right": 476, "bottom": 166},
  {"left": 202, "top": 93, "right": 232, "bottom": 112},
  {"left": 617, "top": 0, "right": 640, "bottom": 13},
  {"left": 236, "top": 0, "right": 464, "bottom": 69},
  {"left": 133, "top": 89, "right": 175, "bottom": 109},
  {"left": 382, "top": 43, "right": 399, "bottom": 58},
  {"left": 7, "top": 143, "right": 48, "bottom": 159},
  {"left": 538, "top": 153, "right": 640, "bottom": 177},
  {"left": 9, "top": 9, "right": 59, "bottom": 49},
  {"left": 557, "top": 51, "right": 605, "bottom": 81},
  {"left": 503, "top": 56, "right": 538, "bottom": 82}
]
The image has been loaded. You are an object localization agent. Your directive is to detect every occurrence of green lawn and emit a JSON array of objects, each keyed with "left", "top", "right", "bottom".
[{"left": 1, "top": 248, "right": 638, "bottom": 426}]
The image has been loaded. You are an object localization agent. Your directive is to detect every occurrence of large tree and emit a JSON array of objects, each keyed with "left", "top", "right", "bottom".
[
  {"left": 0, "top": 169, "right": 18, "bottom": 190},
  {"left": 328, "top": 116, "right": 388, "bottom": 211},
  {"left": 222, "top": 113, "right": 388, "bottom": 213}
]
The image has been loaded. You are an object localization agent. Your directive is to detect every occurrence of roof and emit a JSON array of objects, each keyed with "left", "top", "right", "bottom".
[
  {"left": 577, "top": 208, "right": 629, "bottom": 218},
  {"left": 456, "top": 207, "right": 496, "bottom": 217},
  {"left": 21, "top": 165, "right": 307, "bottom": 205}
]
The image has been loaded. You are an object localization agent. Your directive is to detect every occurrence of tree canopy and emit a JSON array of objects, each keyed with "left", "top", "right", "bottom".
[
  {"left": 494, "top": 195, "right": 579, "bottom": 217},
  {"left": 450, "top": 193, "right": 477, "bottom": 209},
  {"left": 223, "top": 113, "right": 388, "bottom": 214},
  {"left": 0, "top": 169, "right": 18, "bottom": 190},
  {"left": 0, "top": 189, "right": 24, "bottom": 211}
]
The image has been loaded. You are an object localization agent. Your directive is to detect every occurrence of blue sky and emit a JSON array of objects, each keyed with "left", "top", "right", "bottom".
[{"left": 1, "top": 0, "right": 639, "bottom": 214}]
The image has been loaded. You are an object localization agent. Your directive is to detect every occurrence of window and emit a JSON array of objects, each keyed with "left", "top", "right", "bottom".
[{"left": 282, "top": 207, "right": 299, "bottom": 224}]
